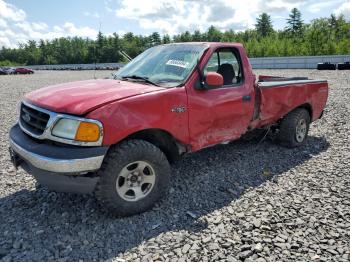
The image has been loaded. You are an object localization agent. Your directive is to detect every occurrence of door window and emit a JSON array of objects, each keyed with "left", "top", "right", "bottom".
[{"left": 204, "top": 48, "right": 243, "bottom": 86}]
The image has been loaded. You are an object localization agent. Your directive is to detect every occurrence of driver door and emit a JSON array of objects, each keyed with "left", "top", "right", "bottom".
[{"left": 187, "top": 47, "right": 254, "bottom": 150}]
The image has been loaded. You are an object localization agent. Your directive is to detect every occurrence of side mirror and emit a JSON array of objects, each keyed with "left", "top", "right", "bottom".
[{"left": 204, "top": 72, "right": 223, "bottom": 89}]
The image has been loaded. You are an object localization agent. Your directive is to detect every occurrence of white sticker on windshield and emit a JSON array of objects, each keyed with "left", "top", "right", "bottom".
[{"left": 166, "top": 60, "right": 189, "bottom": 68}]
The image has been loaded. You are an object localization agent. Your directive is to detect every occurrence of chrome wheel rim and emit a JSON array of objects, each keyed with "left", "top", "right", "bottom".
[
  {"left": 295, "top": 119, "right": 307, "bottom": 143},
  {"left": 116, "top": 161, "right": 156, "bottom": 202}
]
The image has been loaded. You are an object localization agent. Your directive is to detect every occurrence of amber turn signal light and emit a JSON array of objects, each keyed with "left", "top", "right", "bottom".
[{"left": 75, "top": 122, "right": 100, "bottom": 142}]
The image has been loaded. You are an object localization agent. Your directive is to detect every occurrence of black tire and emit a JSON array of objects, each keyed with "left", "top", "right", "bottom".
[
  {"left": 95, "top": 139, "right": 170, "bottom": 217},
  {"left": 338, "top": 63, "right": 350, "bottom": 70},
  {"left": 277, "top": 108, "right": 311, "bottom": 148},
  {"left": 317, "top": 63, "right": 336, "bottom": 70}
]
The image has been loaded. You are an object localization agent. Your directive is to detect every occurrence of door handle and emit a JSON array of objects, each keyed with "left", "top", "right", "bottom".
[{"left": 242, "top": 95, "right": 251, "bottom": 102}]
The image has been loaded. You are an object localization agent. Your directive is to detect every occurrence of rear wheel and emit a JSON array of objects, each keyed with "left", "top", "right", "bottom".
[
  {"left": 277, "top": 108, "right": 311, "bottom": 148},
  {"left": 95, "top": 139, "right": 170, "bottom": 217}
]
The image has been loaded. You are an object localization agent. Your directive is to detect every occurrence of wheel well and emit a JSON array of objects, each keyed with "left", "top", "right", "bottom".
[
  {"left": 275, "top": 103, "right": 313, "bottom": 128},
  {"left": 296, "top": 103, "right": 313, "bottom": 119},
  {"left": 125, "top": 129, "right": 183, "bottom": 163}
]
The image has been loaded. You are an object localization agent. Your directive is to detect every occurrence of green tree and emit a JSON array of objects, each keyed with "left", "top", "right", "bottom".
[
  {"left": 286, "top": 8, "right": 304, "bottom": 36},
  {"left": 255, "top": 13, "right": 274, "bottom": 37},
  {"left": 179, "top": 31, "right": 192, "bottom": 42},
  {"left": 162, "top": 34, "right": 171, "bottom": 44},
  {"left": 206, "top": 26, "right": 222, "bottom": 42},
  {"left": 150, "top": 32, "right": 161, "bottom": 46},
  {"left": 192, "top": 30, "right": 203, "bottom": 41},
  {"left": 24, "top": 40, "right": 40, "bottom": 65}
]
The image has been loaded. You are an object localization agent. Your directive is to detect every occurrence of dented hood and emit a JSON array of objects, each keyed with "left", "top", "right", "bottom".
[{"left": 25, "top": 79, "right": 164, "bottom": 115}]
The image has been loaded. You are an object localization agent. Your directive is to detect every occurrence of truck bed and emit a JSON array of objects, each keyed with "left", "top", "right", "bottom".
[{"left": 252, "top": 76, "right": 328, "bottom": 128}]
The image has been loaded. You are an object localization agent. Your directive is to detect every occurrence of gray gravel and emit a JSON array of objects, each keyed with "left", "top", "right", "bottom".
[{"left": 1, "top": 70, "right": 349, "bottom": 261}]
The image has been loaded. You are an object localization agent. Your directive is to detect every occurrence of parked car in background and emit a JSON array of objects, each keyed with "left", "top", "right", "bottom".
[
  {"left": 2, "top": 67, "right": 16, "bottom": 74},
  {"left": 15, "top": 67, "right": 34, "bottom": 74},
  {"left": 0, "top": 68, "right": 7, "bottom": 75}
]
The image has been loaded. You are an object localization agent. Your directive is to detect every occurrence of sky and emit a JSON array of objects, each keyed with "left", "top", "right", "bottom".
[{"left": 1, "top": 0, "right": 350, "bottom": 48}]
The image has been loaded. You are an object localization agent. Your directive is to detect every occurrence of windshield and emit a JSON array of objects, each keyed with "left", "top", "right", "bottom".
[{"left": 114, "top": 44, "right": 208, "bottom": 87}]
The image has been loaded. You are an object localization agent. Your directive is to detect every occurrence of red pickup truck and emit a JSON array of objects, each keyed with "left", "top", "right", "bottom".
[{"left": 9, "top": 43, "right": 328, "bottom": 216}]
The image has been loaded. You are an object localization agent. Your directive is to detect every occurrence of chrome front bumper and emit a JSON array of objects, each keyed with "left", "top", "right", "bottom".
[
  {"left": 9, "top": 139, "right": 105, "bottom": 173},
  {"left": 9, "top": 124, "right": 109, "bottom": 194}
]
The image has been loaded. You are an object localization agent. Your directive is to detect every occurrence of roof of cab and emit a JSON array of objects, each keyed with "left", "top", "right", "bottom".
[{"left": 161, "top": 42, "right": 243, "bottom": 48}]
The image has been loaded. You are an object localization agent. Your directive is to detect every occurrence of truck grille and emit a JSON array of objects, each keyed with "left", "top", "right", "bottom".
[{"left": 20, "top": 103, "right": 50, "bottom": 136}]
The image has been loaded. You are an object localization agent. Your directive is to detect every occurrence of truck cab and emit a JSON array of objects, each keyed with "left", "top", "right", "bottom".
[{"left": 9, "top": 42, "right": 328, "bottom": 216}]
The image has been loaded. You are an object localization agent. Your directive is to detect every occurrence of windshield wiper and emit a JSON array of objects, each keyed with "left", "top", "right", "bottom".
[{"left": 121, "top": 75, "right": 160, "bottom": 87}]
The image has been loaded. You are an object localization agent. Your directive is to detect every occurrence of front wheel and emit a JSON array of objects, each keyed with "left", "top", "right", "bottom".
[
  {"left": 277, "top": 108, "right": 311, "bottom": 148},
  {"left": 95, "top": 139, "right": 170, "bottom": 217}
]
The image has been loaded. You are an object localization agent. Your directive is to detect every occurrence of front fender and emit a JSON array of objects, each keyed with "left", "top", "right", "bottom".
[{"left": 86, "top": 87, "right": 190, "bottom": 146}]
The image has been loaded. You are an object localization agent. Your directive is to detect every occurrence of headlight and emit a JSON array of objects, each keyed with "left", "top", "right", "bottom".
[
  {"left": 52, "top": 119, "right": 80, "bottom": 139},
  {"left": 52, "top": 118, "right": 101, "bottom": 142}
]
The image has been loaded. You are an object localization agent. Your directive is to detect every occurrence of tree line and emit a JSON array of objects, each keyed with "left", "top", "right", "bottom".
[{"left": 1, "top": 8, "right": 349, "bottom": 66}]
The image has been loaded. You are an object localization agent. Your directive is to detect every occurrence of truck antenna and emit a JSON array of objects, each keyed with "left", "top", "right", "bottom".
[{"left": 118, "top": 50, "right": 132, "bottom": 62}]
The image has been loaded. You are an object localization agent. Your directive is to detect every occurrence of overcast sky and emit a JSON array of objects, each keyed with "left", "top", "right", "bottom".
[{"left": 1, "top": 0, "right": 350, "bottom": 48}]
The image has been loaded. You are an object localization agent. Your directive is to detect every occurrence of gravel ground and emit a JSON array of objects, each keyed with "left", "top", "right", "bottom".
[{"left": 0, "top": 70, "right": 349, "bottom": 262}]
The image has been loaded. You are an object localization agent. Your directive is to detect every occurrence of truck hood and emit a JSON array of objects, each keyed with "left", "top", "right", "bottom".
[{"left": 25, "top": 79, "right": 164, "bottom": 115}]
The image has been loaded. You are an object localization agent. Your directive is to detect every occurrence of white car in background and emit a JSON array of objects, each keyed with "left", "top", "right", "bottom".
[{"left": 2, "top": 67, "right": 16, "bottom": 74}]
